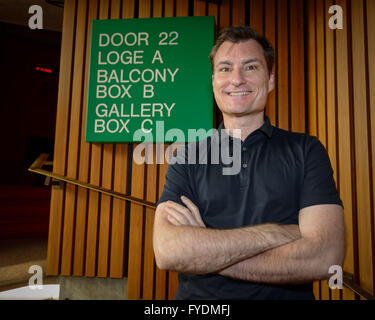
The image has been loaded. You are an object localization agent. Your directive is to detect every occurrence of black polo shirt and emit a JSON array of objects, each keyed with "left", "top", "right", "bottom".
[{"left": 158, "top": 116, "right": 342, "bottom": 300}]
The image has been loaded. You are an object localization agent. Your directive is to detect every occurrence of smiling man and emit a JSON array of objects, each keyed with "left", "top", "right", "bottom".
[{"left": 153, "top": 26, "right": 345, "bottom": 300}]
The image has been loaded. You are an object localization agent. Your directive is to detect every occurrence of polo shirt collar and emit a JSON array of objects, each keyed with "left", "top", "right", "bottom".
[{"left": 217, "top": 115, "right": 274, "bottom": 140}]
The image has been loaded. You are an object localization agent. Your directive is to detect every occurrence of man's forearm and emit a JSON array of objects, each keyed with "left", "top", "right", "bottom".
[
  {"left": 219, "top": 236, "right": 340, "bottom": 284},
  {"left": 218, "top": 206, "right": 346, "bottom": 284},
  {"left": 153, "top": 203, "right": 301, "bottom": 274}
]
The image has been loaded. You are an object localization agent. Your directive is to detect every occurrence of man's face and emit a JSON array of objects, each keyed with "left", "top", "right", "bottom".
[{"left": 212, "top": 39, "right": 274, "bottom": 118}]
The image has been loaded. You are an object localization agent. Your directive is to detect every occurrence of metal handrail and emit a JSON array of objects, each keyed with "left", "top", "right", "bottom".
[
  {"left": 343, "top": 273, "right": 375, "bottom": 300},
  {"left": 28, "top": 153, "right": 157, "bottom": 209},
  {"left": 28, "top": 154, "right": 375, "bottom": 300}
]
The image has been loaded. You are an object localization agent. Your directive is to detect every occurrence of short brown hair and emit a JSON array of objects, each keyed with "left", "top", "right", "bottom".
[{"left": 209, "top": 26, "right": 275, "bottom": 76}]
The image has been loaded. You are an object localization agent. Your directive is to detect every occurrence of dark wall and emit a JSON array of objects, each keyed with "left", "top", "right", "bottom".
[{"left": 0, "top": 22, "right": 61, "bottom": 185}]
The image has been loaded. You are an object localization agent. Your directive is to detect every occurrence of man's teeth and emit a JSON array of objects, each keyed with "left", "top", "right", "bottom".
[{"left": 229, "top": 91, "right": 252, "bottom": 96}]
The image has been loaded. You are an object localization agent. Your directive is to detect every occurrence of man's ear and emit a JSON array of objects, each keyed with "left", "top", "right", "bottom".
[{"left": 268, "top": 72, "right": 275, "bottom": 93}]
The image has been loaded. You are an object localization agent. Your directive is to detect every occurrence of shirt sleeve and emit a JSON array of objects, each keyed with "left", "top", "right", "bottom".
[
  {"left": 157, "top": 144, "right": 198, "bottom": 207},
  {"left": 299, "top": 137, "right": 343, "bottom": 209}
]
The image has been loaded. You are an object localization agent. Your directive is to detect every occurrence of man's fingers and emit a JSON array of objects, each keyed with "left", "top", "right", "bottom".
[
  {"left": 167, "top": 214, "right": 181, "bottom": 226},
  {"left": 180, "top": 196, "right": 206, "bottom": 227},
  {"left": 165, "top": 206, "right": 189, "bottom": 225},
  {"left": 167, "top": 200, "right": 191, "bottom": 216},
  {"left": 165, "top": 203, "right": 195, "bottom": 226},
  {"left": 164, "top": 199, "right": 205, "bottom": 227}
]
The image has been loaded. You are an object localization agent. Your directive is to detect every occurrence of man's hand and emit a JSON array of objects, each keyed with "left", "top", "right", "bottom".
[{"left": 165, "top": 196, "right": 206, "bottom": 228}]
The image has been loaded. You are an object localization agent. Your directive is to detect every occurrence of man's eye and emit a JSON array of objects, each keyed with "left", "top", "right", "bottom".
[
  {"left": 246, "top": 65, "right": 258, "bottom": 71},
  {"left": 219, "top": 67, "right": 230, "bottom": 72}
]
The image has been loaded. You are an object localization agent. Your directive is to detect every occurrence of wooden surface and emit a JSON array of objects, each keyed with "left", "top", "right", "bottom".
[
  {"left": 47, "top": 0, "right": 374, "bottom": 300},
  {"left": 306, "top": 0, "right": 375, "bottom": 299}
]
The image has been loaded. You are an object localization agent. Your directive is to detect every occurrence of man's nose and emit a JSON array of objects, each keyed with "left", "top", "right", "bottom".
[{"left": 230, "top": 69, "right": 246, "bottom": 86}]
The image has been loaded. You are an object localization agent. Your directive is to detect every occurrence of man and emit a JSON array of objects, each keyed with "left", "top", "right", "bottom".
[{"left": 153, "top": 26, "right": 345, "bottom": 300}]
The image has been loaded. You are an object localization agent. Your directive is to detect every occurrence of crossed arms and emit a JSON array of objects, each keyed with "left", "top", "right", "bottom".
[{"left": 153, "top": 196, "right": 345, "bottom": 284}]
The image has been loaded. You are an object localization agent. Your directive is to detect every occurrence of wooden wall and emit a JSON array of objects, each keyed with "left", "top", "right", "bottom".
[
  {"left": 47, "top": 0, "right": 374, "bottom": 300},
  {"left": 307, "top": 0, "right": 375, "bottom": 300}
]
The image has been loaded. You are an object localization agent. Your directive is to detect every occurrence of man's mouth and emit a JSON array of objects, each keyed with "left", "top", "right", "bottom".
[{"left": 227, "top": 91, "right": 253, "bottom": 96}]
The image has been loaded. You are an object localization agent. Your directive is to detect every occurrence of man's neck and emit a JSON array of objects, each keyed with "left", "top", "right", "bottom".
[{"left": 223, "top": 112, "right": 265, "bottom": 141}]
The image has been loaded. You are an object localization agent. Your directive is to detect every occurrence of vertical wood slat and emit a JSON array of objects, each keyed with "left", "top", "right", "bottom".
[
  {"left": 61, "top": 0, "right": 88, "bottom": 276},
  {"left": 325, "top": 0, "right": 337, "bottom": 172},
  {"left": 127, "top": 147, "right": 145, "bottom": 299},
  {"left": 335, "top": 0, "right": 355, "bottom": 301},
  {"left": 249, "top": 0, "right": 263, "bottom": 33},
  {"left": 107, "top": 0, "right": 128, "bottom": 279},
  {"left": 73, "top": 0, "right": 98, "bottom": 277},
  {"left": 219, "top": 0, "right": 230, "bottom": 28},
  {"left": 306, "top": 0, "right": 319, "bottom": 299},
  {"left": 110, "top": 143, "right": 128, "bottom": 278},
  {"left": 164, "top": 0, "right": 174, "bottom": 18},
  {"left": 176, "top": 0, "right": 188, "bottom": 16},
  {"left": 307, "top": 0, "right": 317, "bottom": 138},
  {"left": 97, "top": 145, "right": 113, "bottom": 278},
  {"left": 308, "top": 0, "right": 337, "bottom": 300},
  {"left": 208, "top": 0, "right": 219, "bottom": 126},
  {"left": 194, "top": 0, "right": 205, "bottom": 16},
  {"left": 47, "top": 0, "right": 77, "bottom": 276},
  {"left": 324, "top": 0, "right": 339, "bottom": 301},
  {"left": 85, "top": 0, "right": 109, "bottom": 278},
  {"left": 289, "top": 0, "right": 305, "bottom": 133},
  {"left": 232, "top": 0, "right": 245, "bottom": 26},
  {"left": 84, "top": 125, "right": 101, "bottom": 276},
  {"left": 142, "top": 146, "right": 157, "bottom": 299},
  {"left": 264, "top": 0, "right": 276, "bottom": 126},
  {"left": 367, "top": 0, "right": 375, "bottom": 297},
  {"left": 122, "top": 0, "right": 135, "bottom": 18},
  {"left": 208, "top": 2, "right": 218, "bottom": 29},
  {"left": 351, "top": 0, "right": 374, "bottom": 296},
  {"left": 316, "top": 0, "right": 330, "bottom": 300},
  {"left": 277, "top": 0, "right": 289, "bottom": 130},
  {"left": 97, "top": 0, "right": 118, "bottom": 279},
  {"left": 316, "top": 2, "right": 328, "bottom": 298},
  {"left": 232, "top": 0, "right": 245, "bottom": 25},
  {"left": 155, "top": 147, "right": 169, "bottom": 300},
  {"left": 316, "top": 0, "right": 327, "bottom": 147},
  {"left": 153, "top": 0, "right": 163, "bottom": 17}
]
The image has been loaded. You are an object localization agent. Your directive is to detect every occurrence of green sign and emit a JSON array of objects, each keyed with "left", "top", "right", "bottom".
[{"left": 86, "top": 16, "right": 214, "bottom": 143}]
